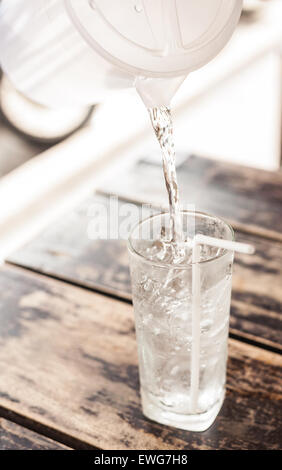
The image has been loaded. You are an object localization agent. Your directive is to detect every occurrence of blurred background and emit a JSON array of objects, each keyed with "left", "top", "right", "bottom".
[{"left": 0, "top": 0, "right": 281, "bottom": 257}]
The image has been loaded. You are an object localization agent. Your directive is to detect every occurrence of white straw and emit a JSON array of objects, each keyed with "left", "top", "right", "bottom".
[
  {"left": 191, "top": 242, "right": 201, "bottom": 412},
  {"left": 194, "top": 234, "right": 255, "bottom": 255},
  {"left": 190, "top": 234, "right": 255, "bottom": 413}
]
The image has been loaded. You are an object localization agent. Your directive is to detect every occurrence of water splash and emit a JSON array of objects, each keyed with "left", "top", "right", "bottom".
[{"left": 148, "top": 106, "right": 182, "bottom": 244}]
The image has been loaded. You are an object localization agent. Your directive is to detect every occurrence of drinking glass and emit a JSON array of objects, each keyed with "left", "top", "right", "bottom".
[{"left": 128, "top": 211, "right": 234, "bottom": 431}]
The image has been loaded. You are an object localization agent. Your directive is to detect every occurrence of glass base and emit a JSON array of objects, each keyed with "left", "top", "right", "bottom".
[{"left": 141, "top": 389, "right": 225, "bottom": 432}]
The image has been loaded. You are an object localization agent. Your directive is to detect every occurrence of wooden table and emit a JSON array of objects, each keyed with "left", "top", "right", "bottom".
[{"left": 0, "top": 155, "right": 281, "bottom": 450}]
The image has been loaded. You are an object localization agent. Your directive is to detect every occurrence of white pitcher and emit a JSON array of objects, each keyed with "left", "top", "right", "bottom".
[{"left": 0, "top": 0, "right": 243, "bottom": 107}]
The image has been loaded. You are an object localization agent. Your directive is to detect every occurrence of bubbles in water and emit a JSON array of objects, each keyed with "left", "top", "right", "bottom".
[
  {"left": 143, "top": 279, "right": 153, "bottom": 292},
  {"left": 200, "top": 318, "right": 213, "bottom": 334},
  {"left": 134, "top": 4, "right": 143, "bottom": 13},
  {"left": 170, "top": 366, "right": 180, "bottom": 376}
]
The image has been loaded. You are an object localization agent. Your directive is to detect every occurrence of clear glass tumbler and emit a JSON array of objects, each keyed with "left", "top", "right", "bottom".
[{"left": 128, "top": 211, "right": 234, "bottom": 432}]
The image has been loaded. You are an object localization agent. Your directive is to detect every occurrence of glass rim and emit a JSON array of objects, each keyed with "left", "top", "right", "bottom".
[{"left": 128, "top": 210, "right": 235, "bottom": 269}]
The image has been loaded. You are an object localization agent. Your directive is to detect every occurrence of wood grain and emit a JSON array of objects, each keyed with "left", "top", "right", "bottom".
[
  {"left": 231, "top": 231, "right": 282, "bottom": 351},
  {"left": 99, "top": 155, "right": 282, "bottom": 241},
  {"left": 0, "top": 265, "right": 280, "bottom": 450},
  {"left": 7, "top": 195, "right": 282, "bottom": 351},
  {"left": 0, "top": 418, "right": 69, "bottom": 450},
  {"left": 7, "top": 195, "right": 132, "bottom": 300}
]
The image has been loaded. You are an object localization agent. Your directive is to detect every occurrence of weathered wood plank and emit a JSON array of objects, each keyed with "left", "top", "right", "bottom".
[
  {"left": 231, "top": 230, "right": 282, "bottom": 351},
  {"left": 0, "top": 266, "right": 281, "bottom": 450},
  {"left": 0, "top": 418, "right": 69, "bottom": 450},
  {"left": 7, "top": 195, "right": 282, "bottom": 351},
  {"left": 99, "top": 155, "right": 282, "bottom": 240},
  {"left": 7, "top": 195, "right": 132, "bottom": 300}
]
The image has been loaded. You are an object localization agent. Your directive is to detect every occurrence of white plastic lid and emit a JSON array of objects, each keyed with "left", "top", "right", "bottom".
[
  {"left": 66, "top": 0, "right": 243, "bottom": 77},
  {"left": 0, "top": 0, "right": 243, "bottom": 107}
]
